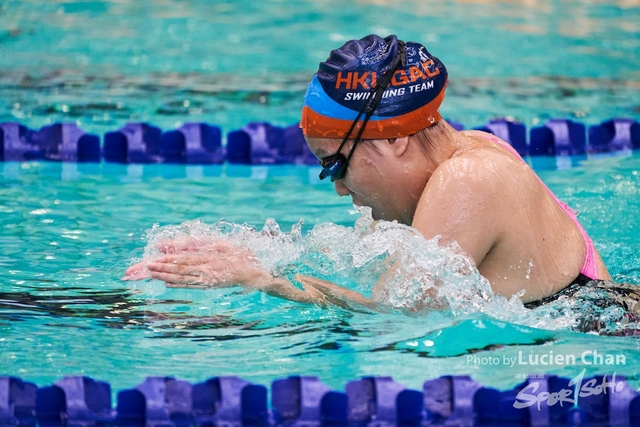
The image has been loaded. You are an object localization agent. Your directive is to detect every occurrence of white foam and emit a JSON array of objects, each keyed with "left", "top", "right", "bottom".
[{"left": 140, "top": 208, "right": 600, "bottom": 332}]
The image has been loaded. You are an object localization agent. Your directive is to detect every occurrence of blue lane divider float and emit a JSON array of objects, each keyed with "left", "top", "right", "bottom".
[
  {"left": 1, "top": 118, "right": 639, "bottom": 164},
  {"left": 104, "top": 122, "right": 163, "bottom": 164},
  {"left": 227, "top": 122, "right": 316, "bottom": 165},
  {"left": 530, "top": 119, "right": 587, "bottom": 156},
  {"left": 0, "top": 122, "right": 42, "bottom": 161},
  {"left": 0, "top": 377, "right": 37, "bottom": 425},
  {"left": 35, "top": 376, "right": 112, "bottom": 424},
  {"left": 588, "top": 118, "right": 640, "bottom": 153},
  {"left": 161, "top": 123, "right": 225, "bottom": 164},
  {"left": 2, "top": 374, "right": 639, "bottom": 426},
  {"left": 272, "top": 376, "right": 335, "bottom": 426},
  {"left": 35, "top": 123, "right": 101, "bottom": 162},
  {"left": 348, "top": 377, "right": 423, "bottom": 427},
  {"left": 0, "top": 122, "right": 102, "bottom": 162}
]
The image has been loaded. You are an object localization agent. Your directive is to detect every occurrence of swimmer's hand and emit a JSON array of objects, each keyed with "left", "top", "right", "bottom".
[
  {"left": 143, "top": 241, "right": 269, "bottom": 289},
  {"left": 122, "top": 240, "right": 378, "bottom": 310},
  {"left": 121, "top": 262, "right": 150, "bottom": 281},
  {"left": 121, "top": 236, "right": 217, "bottom": 281}
]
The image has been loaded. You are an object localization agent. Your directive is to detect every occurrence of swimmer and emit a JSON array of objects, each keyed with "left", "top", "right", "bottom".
[{"left": 123, "top": 34, "right": 613, "bottom": 309}]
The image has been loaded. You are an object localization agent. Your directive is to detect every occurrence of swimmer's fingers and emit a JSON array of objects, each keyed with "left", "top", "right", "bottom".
[
  {"left": 155, "top": 247, "right": 252, "bottom": 270},
  {"left": 165, "top": 282, "right": 210, "bottom": 289},
  {"left": 200, "top": 241, "right": 244, "bottom": 256},
  {"left": 154, "top": 254, "right": 210, "bottom": 266},
  {"left": 121, "top": 253, "right": 207, "bottom": 282},
  {"left": 147, "top": 261, "right": 208, "bottom": 277},
  {"left": 121, "top": 261, "right": 151, "bottom": 281},
  {"left": 155, "top": 236, "right": 217, "bottom": 254},
  {"left": 148, "top": 266, "right": 195, "bottom": 280},
  {"left": 147, "top": 270, "right": 185, "bottom": 284},
  {"left": 148, "top": 260, "right": 230, "bottom": 287},
  {"left": 155, "top": 238, "right": 199, "bottom": 254},
  {"left": 148, "top": 270, "right": 212, "bottom": 288}
]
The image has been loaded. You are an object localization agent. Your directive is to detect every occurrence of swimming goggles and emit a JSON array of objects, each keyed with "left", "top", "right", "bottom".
[{"left": 319, "top": 41, "right": 407, "bottom": 182}]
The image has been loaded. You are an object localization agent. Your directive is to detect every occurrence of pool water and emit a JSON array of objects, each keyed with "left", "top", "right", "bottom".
[
  {"left": 1, "top": 0, "right": 639, "bottom": 133},
  {"left": 1, "top": 152, "right": 640, "bottom": 392},
  {"left": 1, "top": 0, "right": 640, "bottom": 394}
]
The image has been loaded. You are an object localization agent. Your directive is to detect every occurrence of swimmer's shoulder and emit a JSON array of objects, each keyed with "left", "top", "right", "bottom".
[
  {"left": 430, "top": 133, "right": 537, "bottom": 197},
  {"left": 418, "top": 142, "right": 532, "bottom": 220},
  {"left": 429, "top": 144, "right": 521, "bottom": 192},
  {"left": 418, "top": 147, "right": 513, "bottom": 225}
]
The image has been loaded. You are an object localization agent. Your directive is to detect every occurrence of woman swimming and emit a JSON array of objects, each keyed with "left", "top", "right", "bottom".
[{"left": 123, "top": 34, "right": 613, "bottom": 309}]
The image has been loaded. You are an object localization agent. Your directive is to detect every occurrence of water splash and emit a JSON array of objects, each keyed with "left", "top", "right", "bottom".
[
  {"left": 143, "top": 218, "right": 304, "bottom": 273},
  {"left": 139, "top": 208, "right": 640, "bottom": 335}
]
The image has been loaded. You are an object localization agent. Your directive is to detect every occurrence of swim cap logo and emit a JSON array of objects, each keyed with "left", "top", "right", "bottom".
[
  {"left": 334, "top": 60, "right": 440, "bottom": 90},
  {"left": 316, "top": 42, "right": 447, "bottom": 118}
]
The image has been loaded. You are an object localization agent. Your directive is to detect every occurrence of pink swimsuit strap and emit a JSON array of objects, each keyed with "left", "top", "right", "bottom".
[{"left": 480, "top": 134, "right": 600, "bottom": 280}]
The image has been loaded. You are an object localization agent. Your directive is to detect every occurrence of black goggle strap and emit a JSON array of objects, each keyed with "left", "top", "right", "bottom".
[
  {"left": 322, "top": 41, "right": 407, "bottom": 176},
  {"left": 343, "top": 41, "right": 407, "bottom": 165}
]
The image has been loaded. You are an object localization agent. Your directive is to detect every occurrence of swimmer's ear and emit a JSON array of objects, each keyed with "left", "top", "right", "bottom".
[{"left": 387, "top": 136, "right": 410, "bottom": 157}]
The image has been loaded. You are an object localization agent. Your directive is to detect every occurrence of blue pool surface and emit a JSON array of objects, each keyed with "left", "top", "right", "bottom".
[
  {"left": 1, "top": 152, "right": 640, "bottom": 393},
  {"left": 1, "top": 0, "right": 640, "bottom": 396},
  {"left": 1, "top": 0, "right": 639, "bottom": 134}
]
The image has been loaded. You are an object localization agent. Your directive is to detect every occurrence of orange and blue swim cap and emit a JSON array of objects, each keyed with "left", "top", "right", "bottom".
[{"left": 301, "top": 34, "right": 448, "bottom": 139}]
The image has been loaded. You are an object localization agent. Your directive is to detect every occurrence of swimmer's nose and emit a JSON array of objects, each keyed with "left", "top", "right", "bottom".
[{"left": 334, "top": 179, "right": 351, "bottom": 197}]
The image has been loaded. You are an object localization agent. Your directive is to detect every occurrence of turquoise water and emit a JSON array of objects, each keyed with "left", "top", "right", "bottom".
[
  {"left": 1, "top": 0, "right": 640, "bottom": 393},
  {"left": 1, "top": 0, "right": 639, "bottom": 134},
  {"left": 1, "top": 152, "right": 640, "bottom": 392}
]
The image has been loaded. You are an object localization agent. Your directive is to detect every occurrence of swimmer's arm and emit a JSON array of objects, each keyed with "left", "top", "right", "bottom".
[
  {"left": 133, "top": 241, "right": 375, "bottom": 310},
  {"left": 165, "top": 269, "right": 375, "bottom": 311},
  {"left": 293, "top": 275, "right": 378, "bottom": 310}
]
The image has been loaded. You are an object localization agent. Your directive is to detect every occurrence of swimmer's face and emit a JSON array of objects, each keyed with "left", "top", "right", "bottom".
[{"left": 305, "top": 136, "right": 410, "bottom": 223}]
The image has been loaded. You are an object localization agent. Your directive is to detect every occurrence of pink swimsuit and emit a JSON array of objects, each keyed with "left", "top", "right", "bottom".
[{"left": 483, "top": 134, "right": 600, "bottom": 280}]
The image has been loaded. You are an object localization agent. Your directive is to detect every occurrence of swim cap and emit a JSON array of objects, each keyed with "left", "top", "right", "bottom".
[{"left": 301, "top": 34, "right": 448, "bottom": 139}]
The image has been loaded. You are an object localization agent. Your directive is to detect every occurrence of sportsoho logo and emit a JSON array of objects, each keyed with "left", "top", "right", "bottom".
[{"left": 513, "top": 369, "right": 625, "bottom": 410}]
